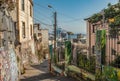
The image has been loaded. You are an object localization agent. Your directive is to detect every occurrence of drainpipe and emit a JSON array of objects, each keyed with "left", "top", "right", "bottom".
[{"left": 17, "top": 0, "right": 20, "bottom": 41}]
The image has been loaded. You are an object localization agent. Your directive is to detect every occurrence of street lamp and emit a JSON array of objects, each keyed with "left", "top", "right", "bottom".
[{"left": 48, "top": 5, "right": 57, "bottom": 64}]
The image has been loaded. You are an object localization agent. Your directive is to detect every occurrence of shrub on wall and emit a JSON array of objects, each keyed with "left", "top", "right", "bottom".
[
  {"left": 89, "top": 13, "right": 102, "bottom": 23},
  {"left": 77, "top": 53, "right": 96, "bottom": 74},
  {"left": 111, "top": 56, "right": 120, "bottom": 68}
]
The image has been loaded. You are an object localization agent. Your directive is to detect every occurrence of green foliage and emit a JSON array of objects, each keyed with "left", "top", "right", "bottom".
[
  {"left": 109, "top": 15, "right": 120, "bottom": 38},
  {"left": 53, "top": 53, "right": 57, "bottom": 64},
  {"left": 89, "top": 13, "right": 102, "bottom": 23},
  {"left": 107, "top": 3, "right": 112, "bottom": 7},
  {"left": 104, "top": 6, "right": 117, "bottom": 19},
  {"left": 89, "top": 56, "right": 96, "bottom": 73},
  {"left": 95, "top": 68, "right": 102, "bottom": 81},
  {"left": 102, "top": 66, "right": 118, "bottom": 81},
  {"left": 109, "top": 15, "right": 120, "bottom": 27},
  {"left": 96, "top": 66, "right": 118, "bottom": 81},
  {"left": 105, "top": 3, "right": 120, "bottom": 37},
  {"left": 65, "top": 41, "right": 72, "bottom": 65},
  {"left": 96, "top": 30, "right": 106, "bottom": 65},
  {"left": 77, "top": 53, "right": 96, "bottom": 74},
  {"left": 101, "top": 30, "right": 106, "bottom": 65},
  {"left": 111, "top": 56, "right": 120, "bottom": 68},
  {"left": 88, "top": 3, "right": 120, "bottom": 37}
]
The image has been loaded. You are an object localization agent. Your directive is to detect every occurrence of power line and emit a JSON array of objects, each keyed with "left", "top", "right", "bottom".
[
  {"left": 18, "top": 10, "right": 53, "bottom": 30},
  {"left": 58, "top": 12, "right": 85, "bottom": 20},
  {"left": 33, "top": 2, "right": 84, "bottom": 22},
  {"left": 34, "top": 2, "right": 50, "bottom": 11},
  {"left": 34, "top": 17, "right": 52, "bottom": 27},
  {"left": 18, "top": 3, "right": 54, "bottom": 29},
  {"left": 34, "top": 8, "right": 52, "bottom": 21}
]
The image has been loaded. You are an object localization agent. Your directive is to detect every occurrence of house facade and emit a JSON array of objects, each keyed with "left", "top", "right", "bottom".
[
  {"left": 85, "top": 17, "right": 120, "bottom": 64},
  {"left": 33, "top": 23, "right": 42, "bottom": 40},
  {"left": 33, "top": 24, "right": 49, "bottom": 60},
  {"left": 10, "top": 0, "right": 35, "bottom": 64},
  {"left": 41, "top": 29, "right": 49, "bottom": 48}
]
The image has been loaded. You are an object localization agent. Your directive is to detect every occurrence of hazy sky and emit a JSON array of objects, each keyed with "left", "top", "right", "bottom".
[{"left": 34, "top": 0, "right": 118, "bottom": 34}]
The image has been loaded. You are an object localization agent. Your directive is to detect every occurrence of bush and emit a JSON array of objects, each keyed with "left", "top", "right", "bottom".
[
  {"left": 111, "top": 56, "right": 120, "bottom": 68},
  {"left": 77, "top": 53, "right": 96, "bottom": 74}
]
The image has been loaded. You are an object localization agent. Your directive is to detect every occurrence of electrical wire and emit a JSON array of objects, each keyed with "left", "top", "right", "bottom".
[{"left": 19, "top": 10, "right": 53, "bottom": 30}]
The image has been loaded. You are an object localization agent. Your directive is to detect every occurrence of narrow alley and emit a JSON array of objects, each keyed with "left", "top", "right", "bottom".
[
  {"left": 20, "top": 60, "right": 79, "bottom": 81},
  {"left": 1, "top": 0, "right": 120, "bottom": 81}
]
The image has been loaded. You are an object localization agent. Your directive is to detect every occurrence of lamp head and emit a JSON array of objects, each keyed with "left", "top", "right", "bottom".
[{"left": 48, "top": 5, "right": 52, "bottom": 8}]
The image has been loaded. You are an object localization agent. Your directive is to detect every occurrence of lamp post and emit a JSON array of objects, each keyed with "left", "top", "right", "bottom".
[{"left": 48, "top": 5, "right": 57, "bottom": 65}]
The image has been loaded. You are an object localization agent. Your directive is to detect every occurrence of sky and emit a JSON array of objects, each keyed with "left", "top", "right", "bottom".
[{"left": 33, "top": 0, "right": 118, "bottom": 34}]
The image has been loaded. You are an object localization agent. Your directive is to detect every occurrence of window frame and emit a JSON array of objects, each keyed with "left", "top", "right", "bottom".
[
  {"left": 30, "top": 5, "right": 32, "bottom": 17},
  {"left": 22, "top": 21, "right": 26, "bottom": 38},
  {"left": 21, "top": 0, "right": 25, "bottom": 11}
]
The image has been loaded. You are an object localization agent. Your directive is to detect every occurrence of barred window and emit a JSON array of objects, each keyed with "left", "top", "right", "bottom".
[{"left": 21, "top": 0, "right": 25, "bottom": 11}]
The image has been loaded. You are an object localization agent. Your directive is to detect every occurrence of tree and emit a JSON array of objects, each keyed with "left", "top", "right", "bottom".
[
  {"left": 67, "top": 31, "right": 74, "bottom": 35},
  {"left": 89, "top": 13, "right": 102, "bottom": 23}
]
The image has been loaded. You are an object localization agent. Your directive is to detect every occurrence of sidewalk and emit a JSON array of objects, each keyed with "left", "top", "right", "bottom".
[{"left": 20, "top": 60, "right": 79, "bottom": 81}]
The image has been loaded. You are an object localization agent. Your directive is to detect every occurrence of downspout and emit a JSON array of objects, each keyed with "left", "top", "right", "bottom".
[{"left": 17, "top": 0, "right": 20, "bottom": 41}]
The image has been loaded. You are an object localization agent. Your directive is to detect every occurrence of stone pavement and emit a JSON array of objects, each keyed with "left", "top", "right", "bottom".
[{"left": 20, "top": 60, "right": 79, "bottom": 81}]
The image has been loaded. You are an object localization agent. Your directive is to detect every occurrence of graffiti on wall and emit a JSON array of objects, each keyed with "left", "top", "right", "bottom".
[{"left": 0, "top": 49, "right": 18, "bottom": 81}]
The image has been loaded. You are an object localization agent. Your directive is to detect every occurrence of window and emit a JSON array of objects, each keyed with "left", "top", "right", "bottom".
[
  {"left": 92, "top": 46, "right": 95, "bottom": 54},
  {"left": 111, "top": 48, "right": 116, "bottom": 55},
  {"left": 30, "top": 5, "right": 32, "bottom": 17},
  {"left": 21, "top": 0, "right": 25, "bottom": 11},
  {"left": 93, "top": 25, "right": 95, "bottom": 33},
  {"left": 30, "top": 25, "right": 32, "bottom": 37},
  {"left": 38, "top": 33, "right": 42, "bottom": 37},
  {"left": 22, "top": 22, "right": 25, "bottom": 38}
]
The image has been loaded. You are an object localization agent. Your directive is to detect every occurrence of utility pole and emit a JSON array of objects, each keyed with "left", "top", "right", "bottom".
[{"left": 54, "top": 11, "right": 57, "bottom": 62}]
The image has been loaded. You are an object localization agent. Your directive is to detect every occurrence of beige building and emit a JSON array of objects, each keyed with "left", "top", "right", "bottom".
[
  {"left": 33, "top": 24, "right": 49, "bottom": 59},
  {"left": 33, "top": 24, "right": 49, "bottom": 48},
  {"left": 33, "top": 23, "right": 42, "bottom": 40},
  {"left": 10, "top": 0, "right": 35, "bottom": 64},
  {"left": 17, "top": 0, "right": 33, "bottom": 42},
  {"left": 41, "top": 29, "right": 49, "bottom": 48}
]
